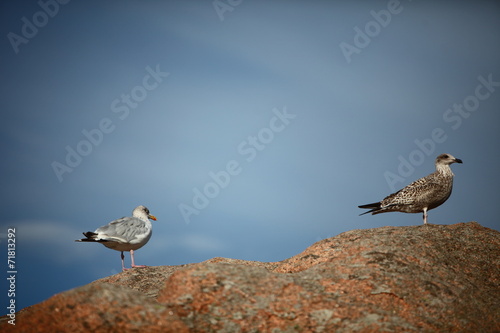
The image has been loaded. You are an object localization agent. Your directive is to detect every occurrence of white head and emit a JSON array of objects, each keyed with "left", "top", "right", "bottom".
[
  {"left": 132, "top": 205, "right": 157, "bottom": 221},
  {"left": 435, "top": 153, "right": 462, "bottom": 175},
  {"left": 435, "top": 153, "right": 463, "bottom": 166}
]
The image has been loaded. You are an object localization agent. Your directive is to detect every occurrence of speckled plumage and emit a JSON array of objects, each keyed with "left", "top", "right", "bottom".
[
  {"left": 76, "top": 205, "right": 157, "bottom": 270},
  {"left": 359, "top": 154, "right": 462, "bottom": 224}
]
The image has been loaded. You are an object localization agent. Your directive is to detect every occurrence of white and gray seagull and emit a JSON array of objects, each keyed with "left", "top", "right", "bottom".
[
  {"left": 358, "top": 153, "right": 462, "bottom": 224},
  {"left": 76, "top": 205, "right": 157, "bottom": 271}
]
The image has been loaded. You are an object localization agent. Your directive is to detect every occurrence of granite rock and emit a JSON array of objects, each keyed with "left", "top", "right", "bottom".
[{"left": 2, "top": 222, "right": 499, "bottom": 332}]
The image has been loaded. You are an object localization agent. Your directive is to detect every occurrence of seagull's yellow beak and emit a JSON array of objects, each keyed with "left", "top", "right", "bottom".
[{"left": 149, "top": 214, "right": 157, "bottom": 221}]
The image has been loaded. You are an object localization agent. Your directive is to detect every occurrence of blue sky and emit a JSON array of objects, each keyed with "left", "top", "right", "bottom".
[{"left": 1, "top": 0, "right": 499, "bottom": 313}]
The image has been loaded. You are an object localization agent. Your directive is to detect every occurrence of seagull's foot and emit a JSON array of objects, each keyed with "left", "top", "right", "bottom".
[{"left": 121, "top": 265, "right": 147, "bottom": 271}]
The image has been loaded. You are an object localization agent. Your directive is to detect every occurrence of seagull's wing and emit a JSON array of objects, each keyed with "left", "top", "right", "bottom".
[
  {"left": 382, "top": 175, "right": 443, "bottom": 207},
  {"left": 95, "top": 217, "right": 149, "bottom": 243}
]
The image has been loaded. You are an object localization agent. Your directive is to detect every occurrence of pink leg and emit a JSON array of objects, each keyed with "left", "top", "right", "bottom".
[
  {"left": 130, "top": 250, "right": 146, "bottom": 268},
  {"left": 423, "top": 207, "right": 428, "bottom": 225}
]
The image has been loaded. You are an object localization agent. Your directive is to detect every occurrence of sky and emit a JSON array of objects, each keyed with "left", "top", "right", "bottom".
[{"left": 1, "top": 0, "right": 499, "bottom": 313}]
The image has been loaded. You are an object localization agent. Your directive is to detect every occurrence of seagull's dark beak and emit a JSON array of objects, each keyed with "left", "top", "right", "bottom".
[
  {"left": 149, "top": 214, "right": 157, "bottom": 221},
  {"left": 455, "top": 158, "right": 463, "bottom": 164}
]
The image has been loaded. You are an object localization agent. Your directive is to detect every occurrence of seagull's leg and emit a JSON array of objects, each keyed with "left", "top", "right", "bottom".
[
  {"left": 423, "top": 207, "right": 428, "bottom": 225},
  {"left": 121, "top": 251, "right": 128, "bottom": 271},
  {"left": 130, "top": 250, "right": 146, "bottom": 268}
]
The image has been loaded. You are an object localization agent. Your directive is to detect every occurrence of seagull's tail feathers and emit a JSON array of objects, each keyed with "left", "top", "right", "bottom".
[
  {"left": 75, "top": 231, "right": 99, "bottom": 242},
  {"left": 358, "top": 202, "right": 382, "bottom": 216}
]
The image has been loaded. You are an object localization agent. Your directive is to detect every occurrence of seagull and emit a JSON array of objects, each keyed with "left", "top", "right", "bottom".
[
  {"left": 75, "top": 205, "right": 157, "bottom": 271},
  {"left": 358, "top": 153, "right": 462, "bottom": 224}
]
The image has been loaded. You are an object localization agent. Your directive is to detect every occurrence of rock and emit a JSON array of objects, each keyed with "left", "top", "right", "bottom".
[
  {"left": 2, "top": 222, "right": 499, "bottom": 332},
  {"left": 90, "top": 258, "right": 278, "bottom": 300},
  {"left": 1, "top": 283, "right": 188, "bottom": 333}
]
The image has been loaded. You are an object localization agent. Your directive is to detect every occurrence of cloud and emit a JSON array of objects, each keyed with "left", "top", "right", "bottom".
[
  {"left": 8, "top": 220, "right": 101, "bottom": 265},
  {"left": 174, "top": 233, "right": 227, "bottom": 253}
]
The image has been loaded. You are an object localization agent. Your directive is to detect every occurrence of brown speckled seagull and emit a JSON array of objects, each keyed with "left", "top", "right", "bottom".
[
  {"left": 75, "top": 205, "right": 157, "bottom": 271},
  {"left": 358, "top": 153, "right": 462, "bottom": 224}
]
